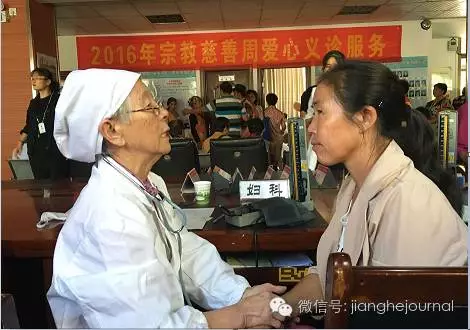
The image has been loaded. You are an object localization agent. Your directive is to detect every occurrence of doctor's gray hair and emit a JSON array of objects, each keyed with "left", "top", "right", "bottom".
[{"left": 110, "top": 96, "right": 131, "bottom": 123}]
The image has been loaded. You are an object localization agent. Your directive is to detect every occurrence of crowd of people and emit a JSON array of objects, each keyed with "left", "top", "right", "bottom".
[
  {"left": 166, "top": 81, "right": 286, "bottom": 168},
  {"left": 15, "top": 49, "right": 466, "bottom": 180}
]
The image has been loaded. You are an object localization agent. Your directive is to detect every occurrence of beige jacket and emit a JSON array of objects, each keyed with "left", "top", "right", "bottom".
[{"left": 315, "top": 140, "right": 468, "bottom": 294}]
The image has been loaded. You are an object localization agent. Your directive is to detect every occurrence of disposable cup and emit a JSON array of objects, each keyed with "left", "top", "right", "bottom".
[{"left": 194, "top": 181, "right": 211, "bottom": 201}]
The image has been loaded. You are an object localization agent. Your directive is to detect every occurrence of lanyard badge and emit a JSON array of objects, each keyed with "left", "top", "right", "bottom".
[{"left": 38, "top": 122, "right": 46, "bottom": 134}]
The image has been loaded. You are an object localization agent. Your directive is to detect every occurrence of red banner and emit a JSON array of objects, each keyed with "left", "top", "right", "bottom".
[{"left": 77, "top": 25, "right": 401, "bottom": 71}]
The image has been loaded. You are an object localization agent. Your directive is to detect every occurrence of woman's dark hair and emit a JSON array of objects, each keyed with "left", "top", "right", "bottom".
[
  {"left": 318, "top": 60, "right": 410, "bottom": 141},
  {"left": 318, "top": 60, "right": 462, "bottom": 215},
  {"left": 266, "top": 93, "right": 278, "bottom": 106},
  {"left": 234, "top": 84, "right": 247, "bottom": 98},
  {"left": 434, "top": 83, "right": 447, "bottom": 94},
  {"left": 220, "top": 81, "right": 233, "bottom": 94},
  {"left": 188, "top": 95, "right": 203, "bottom": 106},
  {"left": 167, "top": 97, "right": 177, "bottom": 106},
  {"left": 395, "top": 110, "right": 462, "bottom": 216},
  {"left": 398, "top": 79, "right": 410, "bottom": 94},
  {"left": 241, "top": 118, "right": 264, "bottom": 136},
  {"left": 31, "top": 67, "right": 60, "bottom": 93},
  {"left": 322, "top": 50, "right": 345, "bottom": 69},
  {"left": 247, "top": 89, "right": 259, "bottom": 105}
]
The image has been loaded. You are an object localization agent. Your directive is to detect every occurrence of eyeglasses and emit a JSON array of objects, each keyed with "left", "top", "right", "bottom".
[
  {"left": 31, "top": 77, "right": 47, "bottom": 81},
  {"left": 129, "top": 105, "right": 164, "bottom": 116}
]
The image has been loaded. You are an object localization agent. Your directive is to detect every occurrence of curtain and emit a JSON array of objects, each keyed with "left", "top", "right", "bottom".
[{"left": 262, "top": 67, "right": 306, "bottom": 118}]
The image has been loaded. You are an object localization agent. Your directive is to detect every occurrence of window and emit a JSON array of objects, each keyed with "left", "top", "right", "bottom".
[{"left": 262, "top": 67, "right": 306, "bottom": 118}]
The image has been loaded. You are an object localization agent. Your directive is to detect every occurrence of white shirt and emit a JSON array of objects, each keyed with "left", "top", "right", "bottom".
[{"left": 47, "top": 158, "right": 249, "bottom": 328}]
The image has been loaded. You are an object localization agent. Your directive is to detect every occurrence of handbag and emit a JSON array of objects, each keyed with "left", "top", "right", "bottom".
[{"left": 262, "top": 108, "right": 272, "bottom": 141}]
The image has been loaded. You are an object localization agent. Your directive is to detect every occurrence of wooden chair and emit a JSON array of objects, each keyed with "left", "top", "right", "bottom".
[{"left": 324, "top": 253, "right": 468, "bottom": 329}]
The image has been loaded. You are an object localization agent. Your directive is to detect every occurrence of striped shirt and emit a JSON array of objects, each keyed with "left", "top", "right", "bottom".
[{"left": 206, "top": 96, "right": 246, "bottom": 133}]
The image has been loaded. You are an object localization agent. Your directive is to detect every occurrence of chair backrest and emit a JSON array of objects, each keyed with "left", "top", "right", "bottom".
[
  {"left": 1, "top": 294, "right": 20, "bottom": 328},
  {"left": 8, "top": 160, "right": 34, "bottom": 180},
  {"left": 151, "top": 139, "right": 200, "bottom": 179},
  {"left": 210, "top": 137, "right": 268, "bottom": 178},
  {"left": 324, "top": 253, "right": 468, "bottom": 329}
]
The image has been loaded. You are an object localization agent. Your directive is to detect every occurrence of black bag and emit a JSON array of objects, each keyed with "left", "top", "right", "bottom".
[
  {"left": 262, "top": 116, "right": 272, "bottom": 141},
  {"left": 252, "top": 197, "right": 313, "bottom": 227}
]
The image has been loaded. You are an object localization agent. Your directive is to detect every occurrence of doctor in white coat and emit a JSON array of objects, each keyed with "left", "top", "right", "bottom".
[{"left": 47, "top": 69, "right": 287, "bottom": 328}]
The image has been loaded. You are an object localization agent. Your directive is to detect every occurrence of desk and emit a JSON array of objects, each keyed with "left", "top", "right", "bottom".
[
  {"left": 2, "top": 179, "right": 332, "bottom": 258},
  {"left": 1, "top": 179, "right": 336, "bottom": 328}
]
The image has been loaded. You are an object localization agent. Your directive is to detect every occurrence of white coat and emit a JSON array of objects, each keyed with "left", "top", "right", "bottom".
[{"left": 47, "top": 157, "right": 250, "bottom": 328}]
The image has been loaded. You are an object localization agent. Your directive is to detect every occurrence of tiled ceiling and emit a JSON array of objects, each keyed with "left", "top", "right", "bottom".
[{"left": 37, "top": 0, "right": 467, "bottom": 36}]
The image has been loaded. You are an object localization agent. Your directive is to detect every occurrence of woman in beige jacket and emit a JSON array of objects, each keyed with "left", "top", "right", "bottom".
[{"left": 283, "top": 61, "right": 468, "bottom": 313}]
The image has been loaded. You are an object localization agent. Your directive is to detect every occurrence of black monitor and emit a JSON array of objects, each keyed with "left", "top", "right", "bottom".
[
  {"left": 151, "top": 138, "right": 200, "bottom": 179},
  {"left": 210, "top": 137, "right": 268, "bottom": 178},
  {"left": 8, "top": 160, "right": 34, "bottom": 179}
]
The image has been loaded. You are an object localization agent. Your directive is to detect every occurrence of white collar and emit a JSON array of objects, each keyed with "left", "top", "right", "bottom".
[{"left": 99, "top": 155, "right": 147, "bottom": 191}]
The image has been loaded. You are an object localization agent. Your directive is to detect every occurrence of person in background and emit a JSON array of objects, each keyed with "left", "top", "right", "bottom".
[
  {"left": 233, "top": 83, "right": 247, "bottom": 102},
  {"left": 48, "top": 68, "right": 286, "bottom": 328},
  {"left": 169, "top": 119, "right": 185, "bottom": 139},
  {"left": 399, "top": 79, "right": 412, "bottom": 107},
  {"left": 184, "top": 96, "right": 209, "bottom": 146},
  {"left": 300, "top": 50, "right": 346, "bottom": 119},
  {"left": 12, "top": 68, "right": 69, "bottom": 179},
  {"left": 167, "top": 97, "right": 179, "bottom": 122},
  {"left": 395, "top": 109, "right": 463, "bottom": 215},
  {"left": 233, "top": 84, "right": 251, "bottom": 121},
  {"left": 425, "top": 83, "right": 453, "bottom": 123},
  {"left": 240, "top": 118, "right": 264, "bottom": 138},
  {"left": 246, "top": 89, "right": 263, "bottom": 119},
  {"left": 206, "top": 81, "right": 247, "bottom": 136},
  {"left": 452, "top": 87, "right": 466, "bottom": 110},
  {"left": 264, "top": 93, "right": 286, "bottom": 169},
  {"left": 457, "top": 101, "right": 468, "bottom": 167},
  {"left": 293, "top": 102, "right": 302, "bottom": 117},
  {"left": 202, "top": 117, "right": 230, "bottom": 153},
  {"left": 282, "top": 61, "right": 467, "bottom": 319}
]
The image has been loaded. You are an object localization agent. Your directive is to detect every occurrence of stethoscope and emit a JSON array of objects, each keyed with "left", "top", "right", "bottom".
[{"left": 101, "top": 155, "right": 192, "bottom": 307}]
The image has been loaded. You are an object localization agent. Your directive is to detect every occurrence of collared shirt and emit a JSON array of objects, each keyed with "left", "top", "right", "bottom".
[{"left": 264, "top": 106, "right": 286, "bottom": 141}]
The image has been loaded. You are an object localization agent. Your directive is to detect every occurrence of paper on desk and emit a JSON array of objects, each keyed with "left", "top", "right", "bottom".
[
  {"left": 37, "top": 210, "right": 70, "bottom": 230},
  {"left": 182, "top": 208, "right": 214, "bottom": 230}
]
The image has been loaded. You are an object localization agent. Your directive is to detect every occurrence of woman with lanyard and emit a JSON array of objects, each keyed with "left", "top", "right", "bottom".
[
  {"left": 48, "top": 68, "right": 286, "bottom": 328},
  {"left": 12, "top": 68, "right": 68, "bottom": 179},
  {"left": 282, "top": 61, "right": 467, "bottom": 319}
]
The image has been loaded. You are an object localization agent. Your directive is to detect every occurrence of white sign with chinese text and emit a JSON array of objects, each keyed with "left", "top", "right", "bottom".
[
  {"left": 218, "top": 75, "right": 235, "bottom": 82},
  {"left": 239, "top": 180, "right": 290, "bottom": 201}
]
